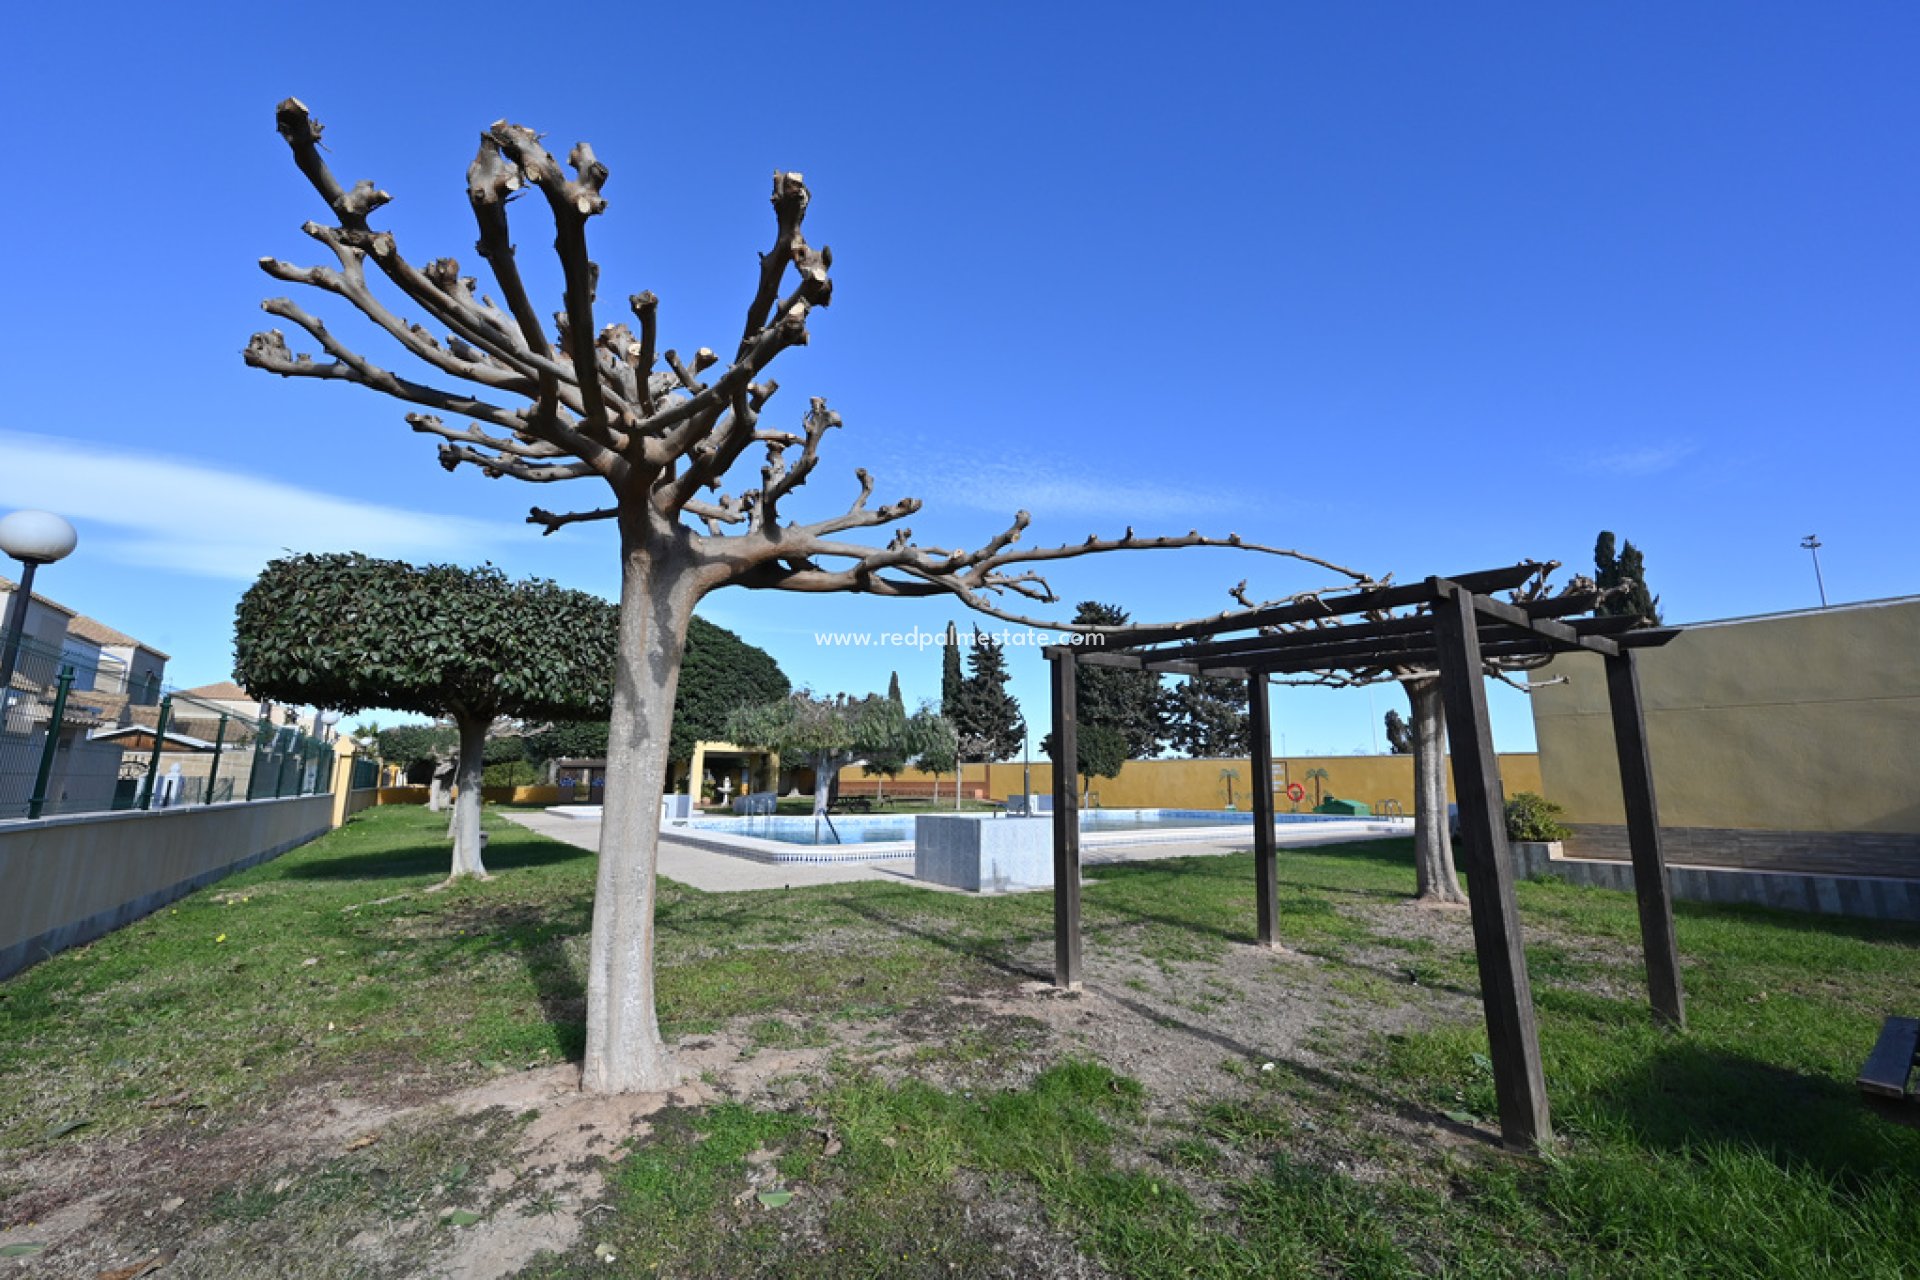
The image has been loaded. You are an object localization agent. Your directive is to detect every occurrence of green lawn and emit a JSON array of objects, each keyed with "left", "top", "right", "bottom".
[{"left": 3, "top": 805, "right": 1917, "bottom": 1277}]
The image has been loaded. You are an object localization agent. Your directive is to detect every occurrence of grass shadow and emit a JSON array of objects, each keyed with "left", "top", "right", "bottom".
[
  {"left": 1573, "top": 1040, "right": 1920, "bottom": 1184},
  {"left": 280, "top": 824, "right": 592, "bottom": 883}
]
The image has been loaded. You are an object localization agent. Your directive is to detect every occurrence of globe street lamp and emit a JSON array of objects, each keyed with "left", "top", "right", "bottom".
[{"left": 0, "top": 510, "right": 80, "bottom": 704}]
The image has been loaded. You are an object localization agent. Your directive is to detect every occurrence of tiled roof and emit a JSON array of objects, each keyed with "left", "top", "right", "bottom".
[
  {"left": 0, "top": 575, "right": 76, "bottom": 618},
  {"left": 65, "top": 614, "right": 159, "bottom": 654},
  {"left": 179, "top": 681, "right": 254, "bottom": 702}
]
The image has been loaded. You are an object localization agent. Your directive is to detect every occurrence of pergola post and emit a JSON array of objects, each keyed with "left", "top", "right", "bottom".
[
  {"left": 1604, "top": 650, "right": 1686, "bottom": 1029},
  {"left": 1048, "top": 649, "right": 1083, "bottom": 990},
  {"left": 1247, "top": 674, "right": 1281, "bottom": 947},
  {"left": 1434, "top": 585, "right": 1552, "bottom": 1150}
]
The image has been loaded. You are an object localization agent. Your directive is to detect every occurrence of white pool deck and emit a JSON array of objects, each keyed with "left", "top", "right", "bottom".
[{"left": 496, "top": 808, "right": 1407, "bottom": 895}]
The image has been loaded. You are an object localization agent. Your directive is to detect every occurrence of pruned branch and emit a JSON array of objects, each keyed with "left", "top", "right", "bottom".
[
  {"left": 528, "top": 506, "right": 619, "bottom": 535},
  {"left": 253, "top": 104, "right": 1385, "bottom": 648}
]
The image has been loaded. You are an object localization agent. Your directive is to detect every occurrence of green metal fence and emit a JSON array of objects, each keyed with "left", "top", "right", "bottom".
[{"left": 0, "top": 636, "right": 337, "bottom": 821}]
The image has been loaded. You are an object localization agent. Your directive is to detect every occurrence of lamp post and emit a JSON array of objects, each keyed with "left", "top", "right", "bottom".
[
  {"left": 0, "top": 510, "right": 80, "bottom": 706},
  {"left": 1019, "top": 714, "right": 1033, "bottom": 801},
  {"left": 1800, "top": 534, "right": 1828, "bottom": 608}
]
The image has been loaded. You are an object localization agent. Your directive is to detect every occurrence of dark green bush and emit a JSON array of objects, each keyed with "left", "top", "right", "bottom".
[{"left": 1504, "top": 792, "right": 1571, "bottom": 842}]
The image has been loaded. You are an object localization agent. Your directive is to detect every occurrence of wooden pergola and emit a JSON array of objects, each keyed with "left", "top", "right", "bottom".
[{"left": 1044, "top": 564, "right": 1683, "bottom": 1150}]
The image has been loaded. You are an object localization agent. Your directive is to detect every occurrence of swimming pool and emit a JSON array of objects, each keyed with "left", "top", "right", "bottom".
[{"left": 684, "top": 808, "right": 1351, "bottom": 848}]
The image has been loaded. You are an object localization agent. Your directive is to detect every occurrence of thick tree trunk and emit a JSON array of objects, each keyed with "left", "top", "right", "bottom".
[
  {"left": 444, "top": 710, "right": 491, "bottom": 882},
  {"left": 581, "top": 530, "right": 694, "bottom": 1095},
  {"left": 1406, "top": 677, "right": 1467, "bottom": 906}
]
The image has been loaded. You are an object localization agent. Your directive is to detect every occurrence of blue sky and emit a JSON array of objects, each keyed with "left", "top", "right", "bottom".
[{"left": 2, "top": 2, "right": 1914, "bottom": 755}]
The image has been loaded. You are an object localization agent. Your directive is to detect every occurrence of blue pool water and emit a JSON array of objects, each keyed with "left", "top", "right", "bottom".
[{"left": 690, "top": 808, "right": 1349, "bottom": 847}]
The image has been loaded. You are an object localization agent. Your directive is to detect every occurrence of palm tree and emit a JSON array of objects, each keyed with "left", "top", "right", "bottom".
[
  {"left": 1304, "top": 766, "right": 1331, "bottom": 808},
  {"left": 1219, "top": 766, "right": 1240, "bottom": 810}
]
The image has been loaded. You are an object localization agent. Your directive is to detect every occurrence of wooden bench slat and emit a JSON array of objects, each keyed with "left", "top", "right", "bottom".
[{"left": 1858, "top": 1016, "right": 1920, "bottom": 1098}]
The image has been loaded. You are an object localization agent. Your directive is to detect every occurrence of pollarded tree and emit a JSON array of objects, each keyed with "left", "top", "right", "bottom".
[
  {"left": 725, "top": 691, "right": 910, "bottom": 818},
  {"left": 235, "top": 554, "right": 615, "bottom": 881},
  {"left": 246, "top": 102, "right": 1349, "bottom": 1093}
]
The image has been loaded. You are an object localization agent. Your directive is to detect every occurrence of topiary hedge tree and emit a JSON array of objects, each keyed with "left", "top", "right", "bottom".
[{"left": 235, "top": 553, "right": 616, "bottom": 882}]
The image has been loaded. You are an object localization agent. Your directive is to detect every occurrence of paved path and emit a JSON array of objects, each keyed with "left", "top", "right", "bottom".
[{"left": 497, "top": 809, "right": 1408, "bottom": 896}]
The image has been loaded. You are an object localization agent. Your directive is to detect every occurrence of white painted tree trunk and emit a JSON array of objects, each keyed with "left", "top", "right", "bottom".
[
  {"left": 581, "top": 531, "right": 693, "bottom": 1095},
  {"left": 1406, "top": 678, "right": 1467, "bottom": 905},
  {"left": 444, "top": 711, "right": 491, "bottom": 882}
]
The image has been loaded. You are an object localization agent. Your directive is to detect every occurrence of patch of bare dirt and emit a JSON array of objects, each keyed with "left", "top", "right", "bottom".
[{"left": 2, "top": 889, "right": 1558, "bottom": 1277}]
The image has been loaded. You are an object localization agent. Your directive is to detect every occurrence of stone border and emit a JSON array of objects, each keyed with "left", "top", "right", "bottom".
[{"left": 1510, "top": 841, "right": 1920, "bottom": 923}]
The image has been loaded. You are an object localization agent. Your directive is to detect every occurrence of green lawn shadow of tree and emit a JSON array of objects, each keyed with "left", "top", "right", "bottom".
[
  {"left": 279, "top": 823, "right": 590, "bottom": 883},
  {"left": 1567, "top": 1039, "right": 1920, "bottom": 1185}
]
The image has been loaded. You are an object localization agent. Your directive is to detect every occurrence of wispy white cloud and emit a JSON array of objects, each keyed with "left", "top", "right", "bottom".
[
  {"left": 1580, "top": 440, "right": 1700, "bottom": 477},
  {"left": 0, "top": 430, "right": 506, "bottom": 580},
  {"left": 871, "top": 450, "right": 1245, "bottom": 523}
]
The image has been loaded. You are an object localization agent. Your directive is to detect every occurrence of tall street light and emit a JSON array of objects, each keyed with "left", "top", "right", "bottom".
[
  {"left": 0, "top": 510, "right": 80, "bottom": 704},
  {"left": 1800, "top": 534, "right": 1828, "bottom": 608}
]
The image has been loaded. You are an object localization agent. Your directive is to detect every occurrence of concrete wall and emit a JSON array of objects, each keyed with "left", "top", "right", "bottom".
[
  {"left": 1530, "top": 596, "right": 1920, "bottom": 871},
  {"left": 0, "top": 795, "right": 334, "bottom": 980},
  {"left": 842, "top": 752, "right": 1543, "bottom": 815}
]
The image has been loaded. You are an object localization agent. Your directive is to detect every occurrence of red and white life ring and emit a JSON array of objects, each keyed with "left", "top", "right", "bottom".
[{"left": 1285, "top": 783, "right": 1307, "bottom": 803}]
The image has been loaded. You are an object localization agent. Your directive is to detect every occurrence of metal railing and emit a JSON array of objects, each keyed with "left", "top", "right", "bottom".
[{"left": 0, "top": 636, "right": 337, "bottom": 821}]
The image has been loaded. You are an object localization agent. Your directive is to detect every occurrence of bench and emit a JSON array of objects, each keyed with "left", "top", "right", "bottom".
[
  {"left": 832, "top": 796, "right": 877, "bottom": 814},
  {"left": 1858, "top": 1016, "right": 1919, "bottom": 1099}
]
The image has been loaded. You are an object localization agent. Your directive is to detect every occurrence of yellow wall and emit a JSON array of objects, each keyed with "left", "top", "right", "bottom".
[
  {"left": 1530, "top": 597, "right": 1920, "bottom": 833},
  {"left": 842, "top": 752, "right": 1542, "bottom": 815}
]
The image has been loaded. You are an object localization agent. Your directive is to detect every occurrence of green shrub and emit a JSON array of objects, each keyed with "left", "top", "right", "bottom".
[
  {"left": 483, "top": 760, "right": 541, "bottom": 788},
  {"left": 1504, "top": 792, "right": 1570, "bottom": 843}
]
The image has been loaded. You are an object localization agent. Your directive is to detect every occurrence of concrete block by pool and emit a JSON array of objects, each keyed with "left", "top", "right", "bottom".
[{"left": 915, "top": 814, "right": 1053, "bottom": 892}]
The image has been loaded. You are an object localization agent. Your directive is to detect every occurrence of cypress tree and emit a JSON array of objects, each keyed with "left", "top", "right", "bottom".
[
  {"left": 1595, "top": 530, "right": 1662, "bottom": 622},
  {"left": 953, "top": 628, "right": 1024, "bottom": 762},
  {"left": 940, "top": 621, "right": 964, "bottom": 719}
]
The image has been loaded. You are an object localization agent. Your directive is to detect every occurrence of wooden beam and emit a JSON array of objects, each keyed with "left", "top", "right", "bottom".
[
  {"left": 1605, "top": 651, "right": 1686, "bottom": 1030},
  {"left": 1248, "top": 676, "right": 1280, "bottom": 948},
  {"left": 1048, "top": 649, "right": 1083, "bottom": 991},
  {"left": 1114, "top": 563, "right": 1540, "bottom": 646},
  {"left": 1434, "top": 585, "right": 1552, "bottom": 1150},
  {"left": 1614, "top": 627, "right": 1683, "bottom": 649},
  {"left": 1459, "top": 587, "right": 1622, "bottom": 657},
  {"left": 1522, "top": 592, "right": 1602, "bottom": 619}
]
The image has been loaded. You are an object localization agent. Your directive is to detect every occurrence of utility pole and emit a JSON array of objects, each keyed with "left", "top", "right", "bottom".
[{"left": 1800, "top": 535, "right": 1828, "bottom": 608}]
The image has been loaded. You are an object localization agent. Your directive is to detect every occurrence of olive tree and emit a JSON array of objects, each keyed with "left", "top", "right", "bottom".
[
  {"left": 235, "top": 553, "right": 614, "bottom": 881},
  {"left": 246, "top": 101, "right": 1345, "bottom": 1092}
]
